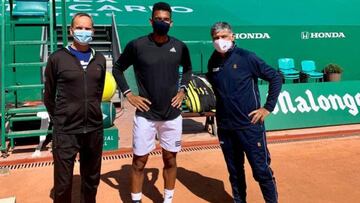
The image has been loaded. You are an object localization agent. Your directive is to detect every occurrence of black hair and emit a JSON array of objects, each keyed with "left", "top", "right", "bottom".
[{"left": 152, "top": 2, "right": 172, "bottom": 18}]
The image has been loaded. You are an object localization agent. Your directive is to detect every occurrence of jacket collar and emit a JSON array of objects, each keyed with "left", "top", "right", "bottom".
[{"left": 65, "top": 45, "right": 96, "bottom": 61}]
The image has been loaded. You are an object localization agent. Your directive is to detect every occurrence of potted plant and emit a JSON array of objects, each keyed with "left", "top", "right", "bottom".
[{"left": 323, "top": 63, "right": 343, "bottom": 82}]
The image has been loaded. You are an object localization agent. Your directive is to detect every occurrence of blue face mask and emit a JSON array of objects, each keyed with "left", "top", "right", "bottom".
[{"left": 73, "top": 29, "right": 93, "bottom": 45}]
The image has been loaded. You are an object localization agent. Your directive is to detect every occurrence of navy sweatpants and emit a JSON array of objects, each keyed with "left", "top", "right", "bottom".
[{"left": 218, "top": 125, "right": 278, "bottom": 203}]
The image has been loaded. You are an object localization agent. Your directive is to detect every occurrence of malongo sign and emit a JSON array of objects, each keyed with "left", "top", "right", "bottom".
[
  {"left": 273, "top": 90, "right": 360, "bottom": 116},
  {"left": 259, "top": 81, "right": 360, "bottom": 130}
]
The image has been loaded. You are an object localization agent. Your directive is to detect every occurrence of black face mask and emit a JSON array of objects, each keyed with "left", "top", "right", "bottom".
[{"left": 152, "top": 20, "right": 170, "bottom": 36}]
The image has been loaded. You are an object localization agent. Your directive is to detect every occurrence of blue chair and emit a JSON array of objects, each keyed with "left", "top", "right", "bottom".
[
  {"left": 301, "top": 60, "right": 324, "bottom": 82},
  {"left": 278, "top": 58, "right": 300, "bottom": 83}
]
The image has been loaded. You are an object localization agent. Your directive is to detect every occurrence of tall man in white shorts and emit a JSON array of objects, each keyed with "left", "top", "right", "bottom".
[{"left": 112, "top": 2, "right": 192, "bottom": 203}]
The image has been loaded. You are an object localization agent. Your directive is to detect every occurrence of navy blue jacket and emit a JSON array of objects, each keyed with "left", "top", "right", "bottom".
[{"left": 206, "top": 46, "right": 282, "bottom": 129}]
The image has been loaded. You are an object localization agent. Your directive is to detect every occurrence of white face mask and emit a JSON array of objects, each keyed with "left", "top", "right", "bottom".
[{"left": 213, "top": 39, "right": 233, "bottom": 54}]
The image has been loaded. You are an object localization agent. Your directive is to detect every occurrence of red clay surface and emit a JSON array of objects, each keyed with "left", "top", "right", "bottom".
[{"left": 0, "top": 136, "right": 359, "bottom": 202}]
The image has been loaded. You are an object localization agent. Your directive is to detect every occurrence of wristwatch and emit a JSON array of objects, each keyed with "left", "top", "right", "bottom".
[{"left": 179, "top": 86, "right": 187, "bottom": 93}]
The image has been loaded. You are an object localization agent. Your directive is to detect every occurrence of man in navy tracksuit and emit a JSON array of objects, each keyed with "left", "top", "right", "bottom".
[{"left": 206, "top": 22, "right": 282, "bottom": 203}]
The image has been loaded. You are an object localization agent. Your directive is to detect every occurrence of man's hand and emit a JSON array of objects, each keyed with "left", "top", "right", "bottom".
[
  {"left": 126, "top": 92, "right": 151, "bottom": 112},
  {"left": 171, "top": 89, "right": 186, "bottom": 109},
  {"left": 248, "top": 107, "right": 270, "bottom": 124}
]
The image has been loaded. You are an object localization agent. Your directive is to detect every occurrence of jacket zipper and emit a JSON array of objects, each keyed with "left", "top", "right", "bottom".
[
  {"left": 83, "top": 52, "right": 96, "bottom": 133},
  {"left": 84, "top": 68, "right": 88, "bottom": 134},
  {"left": 65, "top": 47, "right": 97, "bottom": 134}
]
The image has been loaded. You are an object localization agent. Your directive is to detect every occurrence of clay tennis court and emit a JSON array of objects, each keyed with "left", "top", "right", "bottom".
[
  {"left": 0, "top": 136, "right": 359, "bottom": 203},
  {"left": 1, "top": 103, "right": 360, "bottom": 202}
]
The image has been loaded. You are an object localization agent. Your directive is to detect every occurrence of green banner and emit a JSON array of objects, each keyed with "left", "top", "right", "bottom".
[
  {"left": 50, "top": 0, "right": 360, "bottom": 26},
  {"left": 108, "top": 0, "right": 360, "bottom": 80},
  {"left": 260, "top": 81, "right": 360, "bottom": 130},
  {"left": 116, "top": 25, "right": 360, "bottom": 80},
  {"left": 235, "top": 26, "right": 360, "bottom": 82},
  {"left": 2, "top": 0, "right": 360, "bottom": 26},
  {"left": 2, "top": 0, "right": 360, "bottom": 79}
]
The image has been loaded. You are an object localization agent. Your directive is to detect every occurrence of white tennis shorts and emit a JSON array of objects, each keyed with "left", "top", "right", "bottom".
[{"left": 132, "top": 115, "right": 182, "bottom": 156}]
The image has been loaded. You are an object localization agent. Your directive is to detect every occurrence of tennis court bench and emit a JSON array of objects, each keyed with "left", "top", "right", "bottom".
[{"left": 181, "top": 110, "right": 217, "bottom": 136}]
